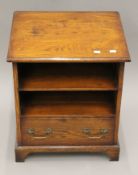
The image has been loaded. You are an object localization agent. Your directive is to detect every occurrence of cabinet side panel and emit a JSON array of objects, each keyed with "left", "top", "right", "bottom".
[
  {"left": 114, "top": 63, "right": 125, "bottom": 143},
  {"left": 13, "top": 63, "right": 21, "bottom": 145}
]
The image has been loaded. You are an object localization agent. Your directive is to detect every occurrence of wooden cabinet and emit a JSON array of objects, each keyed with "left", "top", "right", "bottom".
[{"left": 7, "top": 11, "right": 130, "bottom": 162}]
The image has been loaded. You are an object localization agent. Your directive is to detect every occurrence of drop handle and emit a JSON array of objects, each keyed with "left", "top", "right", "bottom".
[
  {"left": 27, "top": 128, "right": 53, "bottom": 139},
  {"left": 82, "top": 128, "right": 109, "bottom": 139}
]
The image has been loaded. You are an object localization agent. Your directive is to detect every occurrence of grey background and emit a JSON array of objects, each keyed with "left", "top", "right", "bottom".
[{"left": 0, "top": 0, "right": 137, "bottom": 175}]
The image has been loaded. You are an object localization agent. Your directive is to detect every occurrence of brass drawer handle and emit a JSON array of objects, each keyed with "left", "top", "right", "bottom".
[
  {"left": 85, "top": 135, "right": 103, "bottom": 139},
  {"left": 27, "top": 128, "right": 53, "bottom": 139},
  {"left": 82, "top": 128, "right": 109, "bottom": 139}
]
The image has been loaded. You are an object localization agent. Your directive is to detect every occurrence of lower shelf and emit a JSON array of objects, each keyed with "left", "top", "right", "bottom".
[{"left": 20, "top": 91, "right": 115, "bottom": 117}]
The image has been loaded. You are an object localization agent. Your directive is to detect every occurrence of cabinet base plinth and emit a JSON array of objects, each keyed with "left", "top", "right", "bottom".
[{"left": 15, "top": 144, "right": 120, "bottom": 162}]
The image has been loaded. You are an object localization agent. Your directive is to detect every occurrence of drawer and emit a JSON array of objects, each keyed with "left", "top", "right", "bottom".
[{"left": 21, "top": 117, "right": 114, "bottom": 146}]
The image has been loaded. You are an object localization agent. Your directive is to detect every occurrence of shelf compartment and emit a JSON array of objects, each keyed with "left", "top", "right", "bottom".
[
  {"left": 18, "top": 63, "right": 117, "bottom": 91},
  {"left": 20, "top": 91, "right": 115, "bottom": 117}
]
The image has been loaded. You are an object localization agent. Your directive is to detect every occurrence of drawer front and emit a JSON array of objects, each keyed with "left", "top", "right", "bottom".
[{"left": 21, "top": 117, "right": 114, "bottom": 146}]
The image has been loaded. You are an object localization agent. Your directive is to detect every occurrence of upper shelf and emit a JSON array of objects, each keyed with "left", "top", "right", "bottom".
[
  {"left": 7, "top": 11, "right": 130, "bottom": 62},
  {"left": 18, "top": 63, "right": 117, "bottom": 91}
]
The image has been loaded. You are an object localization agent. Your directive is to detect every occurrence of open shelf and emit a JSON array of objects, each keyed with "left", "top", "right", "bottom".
[
  {"left": 20, "top": 91, "right": 115, "bottom": 117},
  {"left": 18, "top": 63, "right": 117, "bottom": 91}
]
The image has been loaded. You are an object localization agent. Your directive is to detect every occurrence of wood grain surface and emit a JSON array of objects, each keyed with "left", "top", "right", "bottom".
[
  {"left": 7, "top": 11, "right": 130, "bottom": 62},
  {"left": 21, "top": 117, "right": 114, "bottom": 146}
]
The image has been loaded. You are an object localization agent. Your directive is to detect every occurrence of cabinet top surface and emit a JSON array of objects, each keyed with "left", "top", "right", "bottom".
[{"left": 7, "top": 11, "right": 130, "bottom": 62}]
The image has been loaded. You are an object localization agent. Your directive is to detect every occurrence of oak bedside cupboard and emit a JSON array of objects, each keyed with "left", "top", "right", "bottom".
[{"left": 7, "top": 11, "right": 130, "bottom": 162}]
